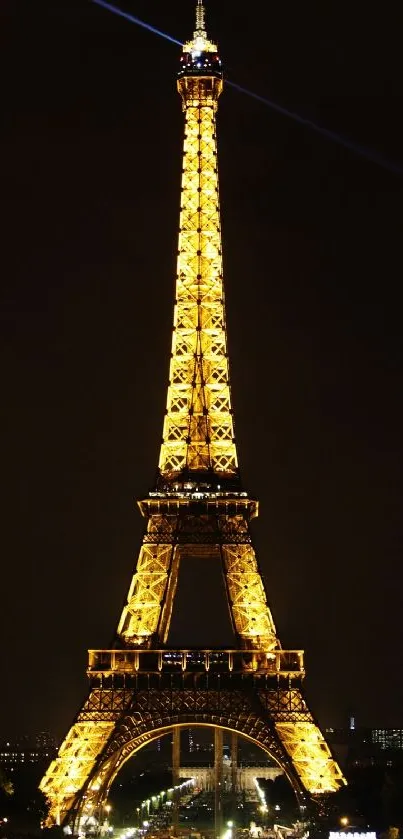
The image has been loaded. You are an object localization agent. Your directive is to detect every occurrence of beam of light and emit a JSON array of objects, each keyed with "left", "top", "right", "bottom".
[
  {"left": 91, "top": 0, "right": 182, "bottom": 46},
  {"left": 91, "top": 0, "right": 403, "bottom": 177},
  {"left": 227, "top": 81, "right": 403, "bottom": 177}
]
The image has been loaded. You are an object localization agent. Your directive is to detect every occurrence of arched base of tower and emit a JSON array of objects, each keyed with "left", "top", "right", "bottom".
[{"left": 41, "top": 672, "right": 344, "bottom": 830}]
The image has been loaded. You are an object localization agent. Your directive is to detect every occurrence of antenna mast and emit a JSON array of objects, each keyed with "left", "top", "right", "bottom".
[{"left": 195, "top": 0, "right": 206, "bottom": 35}]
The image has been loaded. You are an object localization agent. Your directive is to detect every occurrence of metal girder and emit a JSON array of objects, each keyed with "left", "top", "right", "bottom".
[
  {"left": 116, "top": 507, "right": 279, "bottom": 649},
  {"left": 39, "top": 720, "right": 116, "bottom": 827},
  {"left": 221, "top": 541, "right": 278, "bottom": 649},
  {"left": 159, "top": 68, "right": 237, "bottom": 480},
  {"left": 275, "top": 722, "right": 346, "bottom": 794},
  {"left": 117, "top": 532, "right": 180, "bottom": 646}
]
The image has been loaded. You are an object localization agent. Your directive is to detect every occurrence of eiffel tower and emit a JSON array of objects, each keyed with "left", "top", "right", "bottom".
[{"left": 40, "top": 1, "right": 345, "bottom": 830}]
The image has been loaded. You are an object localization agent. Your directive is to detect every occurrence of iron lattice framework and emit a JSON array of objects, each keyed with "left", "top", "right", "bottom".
[{"left": 40, "top": 3, "right": 346, "bottom": 828}]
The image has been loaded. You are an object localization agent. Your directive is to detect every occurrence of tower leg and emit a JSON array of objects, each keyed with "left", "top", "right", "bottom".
[
  {"left": 172, "top": 727, "right": 180, "bottom": 836},
  {"left": 214, "top": 727, "right": 223, "bottom": 838}
]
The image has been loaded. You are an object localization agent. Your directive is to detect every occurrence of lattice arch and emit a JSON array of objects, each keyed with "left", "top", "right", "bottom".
[{"left": 72, "top": 716, "right": 307, "bottom": 829}]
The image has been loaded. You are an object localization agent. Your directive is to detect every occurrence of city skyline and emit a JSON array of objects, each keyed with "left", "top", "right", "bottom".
[{"left": 1, "top": 0, "right": 402, "bottom": 745}]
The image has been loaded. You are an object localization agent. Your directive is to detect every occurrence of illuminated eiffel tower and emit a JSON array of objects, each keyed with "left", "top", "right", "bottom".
[{"left": 40, "top": 1, "right": 345, "bottom": 829}]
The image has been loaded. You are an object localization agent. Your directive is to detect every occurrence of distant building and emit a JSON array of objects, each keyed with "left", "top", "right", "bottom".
[
  {"left": 0, "top": 732, "right": 57, "bottom": 774},
  {"left": 180, "top": 758, "right": 282, "bottom": 793},
  {"left": 371, "top": 729, "right": 403, "bottom": 750},
  {"left": 325, "top": 727, "right": 403, "bottom": 771}
]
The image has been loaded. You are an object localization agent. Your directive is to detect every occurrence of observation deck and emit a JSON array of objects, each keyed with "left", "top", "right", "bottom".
[
  {"left": 178, "top": 50, "right": 223, "bottom": 80},
  {"left": 88, "top": 648, "right": 305, "bottom": 679},
  {"left": 139, "top": 489, "right": 258, "bottom": 520}
]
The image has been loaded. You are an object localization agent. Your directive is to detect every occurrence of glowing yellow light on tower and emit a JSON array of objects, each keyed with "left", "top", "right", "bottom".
[{"left": 38, "top": 3, "right": 346, "bottom": 830}]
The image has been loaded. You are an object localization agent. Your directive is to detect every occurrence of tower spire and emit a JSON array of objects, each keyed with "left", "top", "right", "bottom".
[
  {"left": 158, "top": 1, "right": 228, "bottom": 488},
  {"left": 182, "top": 0, "right": 217, "bottom": 57},
  {"left": 195, "top": 0, "right": 206, "bottom": 35}
]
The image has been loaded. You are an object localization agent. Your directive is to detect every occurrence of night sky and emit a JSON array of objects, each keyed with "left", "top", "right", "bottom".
[{"left": 1, "top": 0, "right": 402, "bottom": 741}]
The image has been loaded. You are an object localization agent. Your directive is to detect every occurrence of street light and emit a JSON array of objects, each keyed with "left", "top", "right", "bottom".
[{"left": 340, "top": 816, "right": 349, "bottom": 827}]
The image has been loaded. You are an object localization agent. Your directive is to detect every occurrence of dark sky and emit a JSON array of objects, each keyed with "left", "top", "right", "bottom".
[{"left": 1, "top": 0, "right": 402, "bottom": 741}]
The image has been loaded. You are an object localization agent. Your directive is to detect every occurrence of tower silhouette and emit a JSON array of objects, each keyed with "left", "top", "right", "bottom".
[{"left": 40, "top": 2, "right": 345, "bottom": 828}]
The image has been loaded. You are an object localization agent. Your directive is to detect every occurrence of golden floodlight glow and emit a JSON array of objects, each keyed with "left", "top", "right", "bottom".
[
  {"left": 116, "top": 29, "right": 279, "bottom": 650},
  {"left": 39, "top": 721, "right": 115, "bottom": 825},
  {"left": 39, "top": 2, "right": 346, "bottom": 828},
  {"left": 275, "top": 721, "right": 346, "bottom": 794},
  {"left": 158, "top": 63, "right": 236, "bottom": 479}
]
